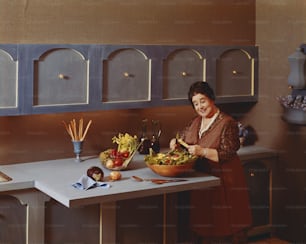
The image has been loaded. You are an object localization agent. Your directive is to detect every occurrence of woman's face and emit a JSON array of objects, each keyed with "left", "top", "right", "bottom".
[{"left": 191, "top": 93, "right": 216, "bottom": 118}]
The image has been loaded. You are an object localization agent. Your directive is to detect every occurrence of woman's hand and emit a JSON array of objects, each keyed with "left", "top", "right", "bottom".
[
  {"left": 188, "top": 145, "right": 202, "bottom": 156},
  {"left": 188, "top": 145, "right": 219, "bottom": 162},
  {"left": 169, "top": 138, "right": 177, "bottom": 150},
  {"left": 188, "top": 145, "right": 208, "bottom": 158}
]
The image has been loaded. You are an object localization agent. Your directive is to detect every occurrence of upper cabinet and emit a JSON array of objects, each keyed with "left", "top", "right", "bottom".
[
  {"left": 213, "top": 46, "right": 258, "bottom": 103},
  {"left": 20, "top": 44, "right": 91, "bottom": 114},
  {"left": 0, "top": 45, "right": 21, "bottom": 116},
  {"left": 99, "top": 46, "right": 154, "bottom": 110},
  {"left": 33, "top": 49, "right": 88, "bottom": 106},
  {"left": 0, "top": 44, "right": 258, "bottom": 115},
  {"left": 161, "top": 47, "right": 206, "bottom": 105}
]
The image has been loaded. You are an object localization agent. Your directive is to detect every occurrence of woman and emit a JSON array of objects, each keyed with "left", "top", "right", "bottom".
[{"left": 170, "top": 81, "right": 252, "bottom": 243}]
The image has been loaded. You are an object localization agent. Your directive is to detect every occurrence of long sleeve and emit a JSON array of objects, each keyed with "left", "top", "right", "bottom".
[{"left": 217, "top": 119, "right": 240, "bottom": 162}]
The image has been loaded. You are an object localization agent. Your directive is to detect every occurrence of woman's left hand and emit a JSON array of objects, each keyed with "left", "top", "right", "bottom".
[{"left": 188, "top": 145, "right": 205, "bottom": 157}]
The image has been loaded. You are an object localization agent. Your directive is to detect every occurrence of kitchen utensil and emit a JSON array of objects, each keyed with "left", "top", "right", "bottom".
[
  {"left": 131, "top": 175, "right": 187, "bottom": 184},
  {"left": 175, "top": 133, "right": 189, "bottom": 148}
]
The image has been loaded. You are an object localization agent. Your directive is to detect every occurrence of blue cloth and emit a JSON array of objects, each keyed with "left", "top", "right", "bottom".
[{"left": 72, "top": 174, "right": 110, "bottom": 190}]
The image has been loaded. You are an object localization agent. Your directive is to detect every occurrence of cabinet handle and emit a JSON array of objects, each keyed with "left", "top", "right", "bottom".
[
  {"left": 123, "top": 72, "right": 130, "bottom": 77},
  {"left": 58, "top": 73, "right": 67, "bottom": 79},
  {"left": 181, "top": 71, "right": 187, "bottom": 77},
  {"left": 232, "top": 70, "right": 238, "bottom": 75}
]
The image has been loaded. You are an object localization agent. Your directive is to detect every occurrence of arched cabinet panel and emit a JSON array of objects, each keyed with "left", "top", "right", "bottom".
[
  {"left": 0, "top": 45, "right": 20, "bottom": 115},
  {"left": 162, "top": 48, "right": 205, "bottom": 101},
  {"left": 33, "top": 48, "right": 88, "bottom": 106},
  {"left": 215, "top": 47, "right": 258, "bottom": 103},
  {"left": 20, "top": 44, "right": 91, "bottom": 114},
  {"left": 102, "top": 48, "right": 151, "bottom": 103}
]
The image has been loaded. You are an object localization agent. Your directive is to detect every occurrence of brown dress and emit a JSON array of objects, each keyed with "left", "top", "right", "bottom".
[{"left": 183, "top": 112, "right": 252, "bottom": 237}]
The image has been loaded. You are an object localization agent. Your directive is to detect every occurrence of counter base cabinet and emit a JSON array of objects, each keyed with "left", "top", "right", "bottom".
[
  {"left": 0, "top": 195, "right": 26, "bottom": 243},
  {"left": 45, "top": 200, "right": 100, "bottom": 244},
  {"left": 116, "top": 195, "right": 164, "bottom": 243},
  {"left": 0, "top": 189, "right": 50, "bottom": 244},
  {"left": 242, "top": 157, "right": 276, "bottom": 237}
]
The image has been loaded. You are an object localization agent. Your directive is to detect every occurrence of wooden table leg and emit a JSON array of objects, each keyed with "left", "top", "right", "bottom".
[{"left": 100, "top": 201, "right": 117, "bottom": 244}]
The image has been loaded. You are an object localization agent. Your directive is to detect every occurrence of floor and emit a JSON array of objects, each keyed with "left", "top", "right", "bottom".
[{"left": 248, "top": 237, "right": 289, "bottom": 244}]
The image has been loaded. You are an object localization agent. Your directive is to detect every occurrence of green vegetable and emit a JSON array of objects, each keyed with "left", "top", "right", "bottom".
[
  {"left": 145, "top": 149, "right": 197, "bottom": 165},
  {"left": 112, "top": 133, "right": 138, "bottom": 153}
]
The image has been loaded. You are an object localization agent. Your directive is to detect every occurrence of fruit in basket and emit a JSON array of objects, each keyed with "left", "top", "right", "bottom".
[{"left": 99, "top": 133, "right": 139, "bottom": 170}]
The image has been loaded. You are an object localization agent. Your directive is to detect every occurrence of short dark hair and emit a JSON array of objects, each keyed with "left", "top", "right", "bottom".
[{"left": 188, "top": 81, "right": 215, "bottom": 104}]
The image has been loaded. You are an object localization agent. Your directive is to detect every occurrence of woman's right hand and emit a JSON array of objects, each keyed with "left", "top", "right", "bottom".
[{"left": 169, "top": 138, "right": 177, "bottom": 150}]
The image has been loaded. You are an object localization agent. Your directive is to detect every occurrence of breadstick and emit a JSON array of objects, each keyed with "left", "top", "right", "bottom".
[
  {"left": 79, "top": 118, "right": 83, "bottom": 140},
  {"left": 81, "top": 120, "right": 92, "bottom": 141},
  {"left": 62, "top": 121, "right": 73, "bottom": 140},
  {"left": 68, "top": 124, "right": 75, "bottom": 141}
]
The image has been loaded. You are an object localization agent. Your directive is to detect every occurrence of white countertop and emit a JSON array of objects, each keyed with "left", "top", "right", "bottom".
[
  {"left": 0, "top": 154, "right": 220, "bottom": 207},
  {"left": 0, "top": 145, "right": 277, "bottom": 208}
]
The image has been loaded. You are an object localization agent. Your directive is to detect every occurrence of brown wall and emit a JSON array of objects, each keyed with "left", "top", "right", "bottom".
[
  {"left": 0, "top": 0, "right": 255, "bottom": 164},
  {"left": 252, "top": 1, "right": 306, "bottom": 241},
  {"left": 0, "top": 0, "right": 255, "bottom": 45}
]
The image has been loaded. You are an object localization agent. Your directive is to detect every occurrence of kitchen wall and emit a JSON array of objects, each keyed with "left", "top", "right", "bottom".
[
  {"left": 0, "top": 0, "right": 255, "bottom": 164},
  {"left": 0, "top": 0, "right": 305, "bottom": 242},
  {"left": 249, "top": 1, "right": 306, "bottom": 241}
]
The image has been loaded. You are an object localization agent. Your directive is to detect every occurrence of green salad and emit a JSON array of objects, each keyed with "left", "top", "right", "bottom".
[{"left": 145, "top": 148, "right": 197, "bottom": 165}]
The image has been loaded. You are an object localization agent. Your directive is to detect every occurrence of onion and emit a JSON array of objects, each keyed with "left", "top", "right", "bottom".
[{"left": 109, "top": 171, "right": 122, "bottom": 181}]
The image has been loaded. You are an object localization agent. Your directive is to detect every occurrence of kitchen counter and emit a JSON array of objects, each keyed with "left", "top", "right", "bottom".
[
  {"left": 0, "top": 150, "right": 220, "bottom": 244},
  {"left": 0, "top": 145, "right": 277, "bottom": 206},
  {"left": 0, "top": 145, "right": 278, "bottom": 243},
  {"left": 0, "top": 154, "right": 220, "bottom": 207}
]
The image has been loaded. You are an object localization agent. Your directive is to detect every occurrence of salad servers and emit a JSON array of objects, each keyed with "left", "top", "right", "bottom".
[{"left": 131, "top": 176, "right": 187, "bottom": 184}]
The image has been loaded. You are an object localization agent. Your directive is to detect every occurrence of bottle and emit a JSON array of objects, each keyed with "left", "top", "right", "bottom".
[
  {"left": 151, "top": 120, "right": 161, "bottom": 153},
  {"left": 138, "top": 119, "right": 151, "bottom": 154}
]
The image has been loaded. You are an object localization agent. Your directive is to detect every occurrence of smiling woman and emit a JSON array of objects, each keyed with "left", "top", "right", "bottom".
[{"left": 170, "top": 81, "right": 252, "bottom": 243}]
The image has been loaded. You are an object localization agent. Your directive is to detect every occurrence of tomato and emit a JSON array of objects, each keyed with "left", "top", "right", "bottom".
[
  {"left": 121, "top": 151, "right": 130, "bottom": 158},
  {"left": 110, "top": 149, "right": 118, "bottom": 158},
  {"left": 114, "top": 157, "right": 123, "bottom": 167}
]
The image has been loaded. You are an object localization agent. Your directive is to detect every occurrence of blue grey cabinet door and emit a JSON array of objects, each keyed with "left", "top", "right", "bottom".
[
  {"left": 20, "top": 44, "right": 91, "bottom": 114},
  {"left": 34, "top": 48, "right": 88, "bottom": 106},
  {"left": 215, "top": 47, "right": 258, "bottom": 103},
  {"left": 0, "top": 47, "right": 19, "bottom": 115},
  {"left": 162, "top": 48, "right": 205, "bottom": 100},
  {"left": 102, "top": 48, "right": 151, "bottom": 103}
]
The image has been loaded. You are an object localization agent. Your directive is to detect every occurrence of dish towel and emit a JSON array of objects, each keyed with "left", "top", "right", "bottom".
[{"left": 72, "top": 174, "right": 111, "bottom": 190}]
